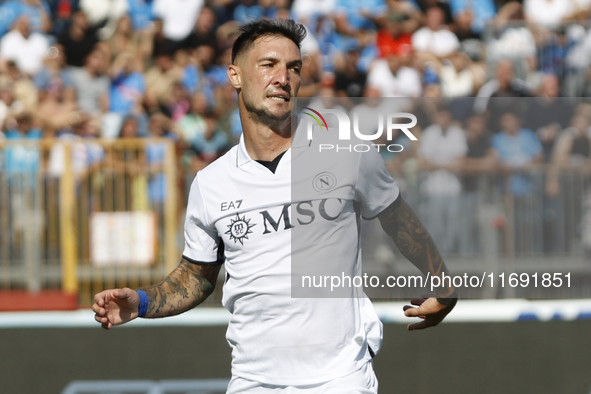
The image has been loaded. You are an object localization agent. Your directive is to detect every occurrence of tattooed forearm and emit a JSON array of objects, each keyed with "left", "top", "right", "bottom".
[
  {"left": 139, "top": 257, "right": 221, "bottom": 318},
  {"left": 378, "top": 197, "right": 455, "bottom": 298}
]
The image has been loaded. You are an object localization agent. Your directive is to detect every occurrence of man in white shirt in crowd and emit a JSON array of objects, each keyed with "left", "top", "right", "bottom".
[
  {"left": 0, "top": 16, "right": 49, "bottom": 76},
  {"left": 367, "top": 46, "right": 422, "bottom": 99},
  {"left": 418, "top": 106, "right": 468, "bottom": 255},
  {"left": 411, "top": 6, "right": 459, "bottom": 57}
]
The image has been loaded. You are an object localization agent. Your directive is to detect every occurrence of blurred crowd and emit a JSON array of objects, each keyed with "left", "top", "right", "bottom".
[
  {"left": 1, "top": 0, "right": 591, "bottom": 168},
  {"left": 2, "top": 0, "right": 591, "bottom": 257}
]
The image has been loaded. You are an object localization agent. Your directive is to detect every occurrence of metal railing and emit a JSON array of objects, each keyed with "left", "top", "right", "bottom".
[
  {"left": 2, "top": 138, "right": 591, "bottom": 303},
  {"left": 362, "top": 165, "right": 591, "bottom": 299},
  {"left": 0, "top": 138, "right": 178, "bottom": 306}
]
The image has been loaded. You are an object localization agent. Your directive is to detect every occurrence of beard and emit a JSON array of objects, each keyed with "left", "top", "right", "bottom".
[{"left": 243, "top": 92, "right": 292, "bottom": 130}]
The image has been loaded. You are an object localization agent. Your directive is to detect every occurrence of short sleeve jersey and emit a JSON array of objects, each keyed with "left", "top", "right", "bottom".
[{"left": 183, "top": 118, "right": 400, "bottom": 385}]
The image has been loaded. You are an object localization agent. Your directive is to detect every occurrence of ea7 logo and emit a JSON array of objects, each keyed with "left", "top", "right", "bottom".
[{"left": 303, "top": 108, "right": 418, "bottom": 141}]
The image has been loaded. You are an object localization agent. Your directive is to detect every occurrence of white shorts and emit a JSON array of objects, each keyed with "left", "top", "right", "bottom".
[{"left": 226, "top": 361, "right": 378, "bottom": 394}]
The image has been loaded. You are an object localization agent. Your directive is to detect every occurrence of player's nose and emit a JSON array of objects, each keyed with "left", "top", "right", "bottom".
[{"left": 272, "top": 65, "right": 289, "bottom": 87}]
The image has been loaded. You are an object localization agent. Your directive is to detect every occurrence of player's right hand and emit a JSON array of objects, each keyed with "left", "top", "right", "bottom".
[{"left": 92, "top": 287, "right": 140, "bottom": 330}]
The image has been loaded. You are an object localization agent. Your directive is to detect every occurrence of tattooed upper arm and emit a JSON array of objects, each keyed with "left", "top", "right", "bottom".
[
  {"left": 377, "top": 196, "right": 454, "bottom": 297},
  {"left": 139, "top": 257, "right": 222, "bottom": 318}
]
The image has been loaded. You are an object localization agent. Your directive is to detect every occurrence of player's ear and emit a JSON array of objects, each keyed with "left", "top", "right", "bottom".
[{"left": 227, "top": 64, "right": 242, "bottom": 90}]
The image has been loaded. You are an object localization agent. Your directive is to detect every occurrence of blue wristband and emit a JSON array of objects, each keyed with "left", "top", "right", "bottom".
[{"left": 137, "top": 290, "right": 149, "bottom": 317}]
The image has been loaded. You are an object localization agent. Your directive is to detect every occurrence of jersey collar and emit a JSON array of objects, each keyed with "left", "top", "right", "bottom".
[
  {"left": 236, "top": 133, "right": 254, "bottom": 167},
  {"left": 236, "top": 117, "right": 309, "bottom": 167},
  {"left": 291, "top": 115, "right": 311, "bottom": 149}
]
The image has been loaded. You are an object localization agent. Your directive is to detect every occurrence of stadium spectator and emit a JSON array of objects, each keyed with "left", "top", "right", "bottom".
[
  {"left": 523, "top": 73, "right": 573, "bottom": 161},
  {"left": 0, "top": 16, "right": 50, "bottom": 75},
  {"left": 36, "top": 75, "right": 78, "bottom": 136},
  {"left": 436, "top": 52, "right": 477, "bottom": 97},
  {"left": 536, "top": 25, "right": 574, "bottom": 81},
  {"left": 167, "top": 82, "right": 191, "bottom": 121},
  {"left": 488, "top": 3, "right": 537, "bottom": 81},
  {"left": 233, "top": 0, "right": 266, "bottom": 25},
  {"left": 411, "top": 6, "right": 459, "bottom": 57},
  {"left": 544, "top": 111, "right": 591, "bottom": 252},
  {"left": 414, "top": 82, "right": 445, "bottom": 130},
  {"left": 33, "top": 43, "right": 73, "bottom": 94},
  {"left": 413, "top": 0, "right": 454, "bottom": 25},
  {"left": 188, "top": 112, "right": 228, "bottom": 172},
  {"left": 418, "top": 106, "right": 467, "bottom": 255},
  {"left": 493, "top": 111, "right": 544, "bottom": 189},
  {"left": 523, "top": 0, "right": 575, "bottom": 30},
  {"left": 109, "top": 114, "right": 149, "bottom": 210},
  {"left": 50, "top": 0, "right": 72, "bottom": 37},
  {"left": 58, "top": 11, "right": 100, "bottom": 67},
  {"left": 204, "top": 45, "right": 233, "bottom": 89},
  {"left": 449, "top": 0, "right": 495, "bottom": 35},
  {"left": 0, "top": 80, "right": 24, "bottom": 128},
  {"left": 100, "top": 50, "right": 146, "bottom": 139},
  {"left": 108, "top": 51, "right": 145, "bottom": 116},
  {"left": 367, "top": 50, "right": 422, "bottom": 98},
  {"left": 145, "top": 111, "right": 177, "bottom": 210},
  {"left": 332, "top": 0, "right": 387, "bottom": 63},
  {"left": 360, "top": 89, "right": 415, "bottom": 176},
  {"left": 183, "top": 7, "right": 218, "bottom": 52},
  {"left": 453, "top": 8, "right": 485, "bottom": 61},
  {"left": 297, "top": 27, "right": 322, "bottom": 98},
  {"left": 145, "top": 45, "right": 183, "bottom": 113},
  {"left": 193, "top": 44, "right": 217, "bottom": 87},
  {"left": 564, "top": 23, "right": 591, "bottom": 97},
  {"left": 127, "top": 0, "right": 154, "bottom": 31},
  {"left": 307, "top": 73, "right": 347, "bottom": 129},
  {"left": 118, "top": 114, "right": 140, "bottom": 139},
  {"left": 546, "top": 112, "right": 591, "bottom": 197},
  {"left": 1, "top": 61, "right": 39, "bottom": 113},
  {"left": 79, "top": 0, "right": 128, "bottom": 40},
  {"left": 175, "top": 91, "right": 208, "bottom": 148},
  {"left": 152, "top": 0, "right": 204, "bottom": 50},
  {"left": 376, "top": 3, "right": 417, "bottom": 58},
  {"left": 459, "top": 112, "right": 495, "bottom": 255},
  {"left": 3, "top": 111, "right": 43, "bottom": 253},
  {"left": 333, "top": 0, "right": 388, "bottom": 36},
  {"left": 0, "top": 0, "right": 52, "bottom": 36},
  {"left": 291, "top": 0, "right": 337, "bottom": 24},
  {"left": 214, "top": 82, "right": 241, "bottom": 146},
  {"left": 492, "top": 110, "right": 544, "bottom": 253},
  {"left": 349, "top": 84, "right": 395, "bottom": 139},
  {"left": 474, "top": 59, "right": 531, "bottom": 132},
  {"left": 47, "top": 113, "right": 105, "bottom": 181},
  {"left": 107, "top": 15, "right": 152, "bottom": 62},
  {"left": 334, "top": 46, "right": 367, "bottom": 103},
  {"left": 71, "top": 48, "right": 110, "bottom": 115}
]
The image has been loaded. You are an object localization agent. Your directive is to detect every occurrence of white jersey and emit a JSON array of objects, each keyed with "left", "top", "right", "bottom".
[{"left": 183, "top": 119, "right": 399, "bottom": 385}]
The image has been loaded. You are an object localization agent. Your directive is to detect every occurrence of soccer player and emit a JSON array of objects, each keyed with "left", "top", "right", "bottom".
[{"left": 92, "top": 19, "right": 457, "bottom": 393}]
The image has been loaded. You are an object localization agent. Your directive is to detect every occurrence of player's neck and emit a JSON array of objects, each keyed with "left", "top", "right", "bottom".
[{"left": 242, "top": 113, "right": 293, "bottom": 162}]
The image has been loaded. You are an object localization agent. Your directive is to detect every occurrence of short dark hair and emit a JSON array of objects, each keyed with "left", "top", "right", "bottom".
[{"left": 231, "top": 18, "right": 307, "bottom": 64}]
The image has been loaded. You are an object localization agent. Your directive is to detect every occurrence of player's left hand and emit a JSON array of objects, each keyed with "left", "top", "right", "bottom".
[{"left": 403, "top": 296, "right": 455, "bottom": 331}]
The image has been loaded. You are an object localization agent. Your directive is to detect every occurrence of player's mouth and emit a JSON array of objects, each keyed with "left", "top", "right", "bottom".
[{"left": 267, "top": 92, "right": 290, "bottom": 102}]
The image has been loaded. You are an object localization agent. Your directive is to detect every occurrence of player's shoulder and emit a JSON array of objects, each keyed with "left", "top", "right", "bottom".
[{"left": 191, "top": 144, "right": 239, "bottom": 187}]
